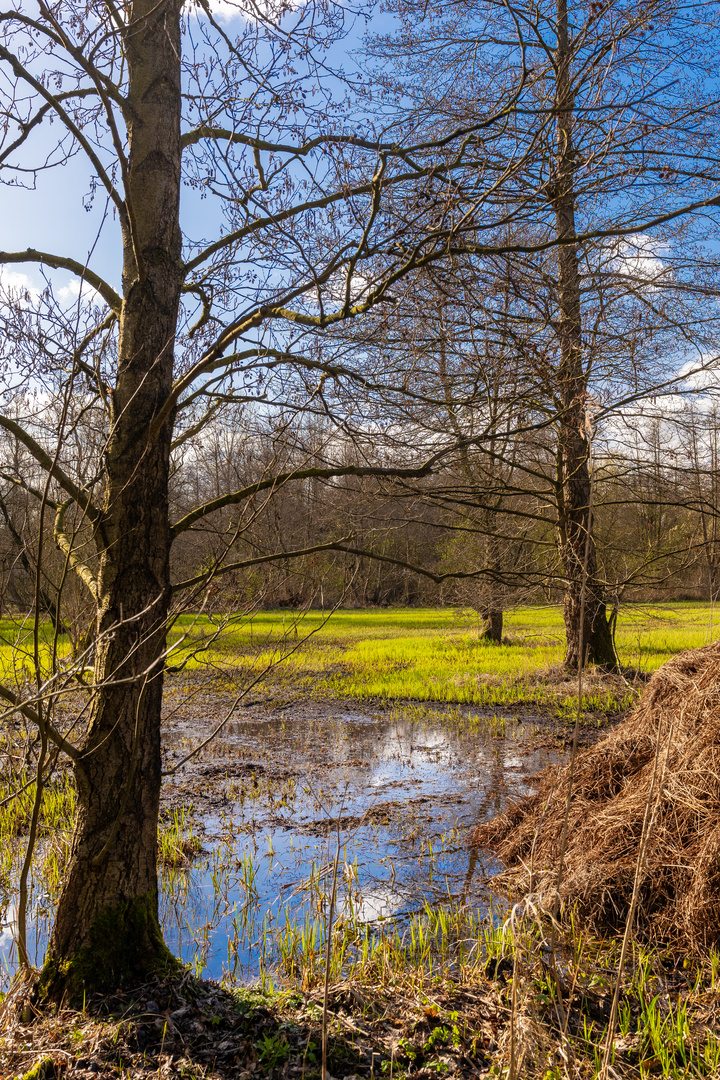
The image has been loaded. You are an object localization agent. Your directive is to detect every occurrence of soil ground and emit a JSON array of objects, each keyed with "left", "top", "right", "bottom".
[{"left": 1, "top": 968, "right": 511, "bottom": 1080}]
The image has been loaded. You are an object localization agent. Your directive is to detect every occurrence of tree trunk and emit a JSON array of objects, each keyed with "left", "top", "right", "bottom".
[
  {"left": 40, "top": 0, "right": 183, "bottom": 1000},
  {"left": 479, "top": 515, "right": 504, "bottom": 643},
  {"left": 553, "top": 0, "right": 615, "bottom": 670},
  {"left": 481, "top": 607, "right": 503, "bottom": 643}
]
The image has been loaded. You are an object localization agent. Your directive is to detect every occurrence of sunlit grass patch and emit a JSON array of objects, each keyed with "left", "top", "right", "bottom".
[
  {"left": 2, "top": 601, "right": 717, "bottom": 712},
  {"left": 159, "top": 807, "right": 203, "bottom": 869},
  {"left": 0, "top": 615, "right": 73, "bottom": 683},
  {"left": 161, "top": 602, "right": 720, "bottom": 714},
  {"left": 0, "top": 765, "right": 77, "bottom": 897},
  {"left": 0, "top": 768, "right": 75, "bottom": 841}
]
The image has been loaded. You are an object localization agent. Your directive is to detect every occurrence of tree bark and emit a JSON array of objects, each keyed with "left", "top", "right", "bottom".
[
  {"left": 480, "top": 521, "right": 503, "bottom": 642},
  {"left": 480, "top": 606, "right": 503, "bottom": 643},
  {"left": 40, "top": 0, "right": 183, "bottom": 1000},
  {"left": 553, "top": 0, "right": 616, "bottom": 670}
]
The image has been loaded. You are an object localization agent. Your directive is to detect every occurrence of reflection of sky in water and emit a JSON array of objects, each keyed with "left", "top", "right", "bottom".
[
  {"left": 158, "top": 710, "right": 562, "bottom": 982},
  {"left": 1, "top": 709, "right": 563, "bottom": 986},
  {"left": 0, "top": 904, "right": 15, "bottom": 964},
  {"left": 0, "top": 896, "right": 55, "bottom": 979}
]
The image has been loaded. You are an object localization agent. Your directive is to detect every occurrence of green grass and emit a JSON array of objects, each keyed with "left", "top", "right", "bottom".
[
  {"left": 163, "top": 602, "right": 720, "bottom": 716},
  {"left": 0, "top": 766, "right": 77, "bottom": 895},
  {"left": 0, "top": 768, "right": 76, "bottom": 841},
  {"left": 0, "top": 614, "right": 73, "bottom": 686},
  {"left": 158, "top": 807, "right": 202, "bottom": 868},
  {"left": 0, "top": 601, "right": 717, "bottom": 714},
  {"left": 3, "top": 602, "right": 720, "bottom": 1075},
  {"left": 223, "top": 834, "right": 720, "bottom": 1079}
]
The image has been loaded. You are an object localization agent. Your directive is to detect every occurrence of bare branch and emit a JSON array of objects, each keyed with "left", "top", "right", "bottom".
[
  {"left": 170, "top": 463, "right": 434, "bottom": 539},
  {"left": 0, "top": 249, "right": 121, "bottom": 313},
  {"left": 54, "top": 501, "right": 98, "bottom": 600},
  {"left": 0, "top": 682, "right": 83, "bottom": 768},
  {"left": 0, "top": 415, "right": 100, "bottom": 521},
  {"left": 171, "top": 536, "right": 353, "bottom": 592}
]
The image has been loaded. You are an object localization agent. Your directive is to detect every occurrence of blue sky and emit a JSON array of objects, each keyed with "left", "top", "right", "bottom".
[{"left": 0, "top": 1, "right": 378, "bottom": 300}]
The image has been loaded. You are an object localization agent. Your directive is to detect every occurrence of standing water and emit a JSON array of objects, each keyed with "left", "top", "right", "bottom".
[{"left": 0, "top": 702, "right": 564, "bottom": 988}]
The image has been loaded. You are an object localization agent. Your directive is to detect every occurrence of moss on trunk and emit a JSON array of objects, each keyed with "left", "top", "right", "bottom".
[{"left": 38, "top": 894, "right": 179, "bottom": 1003}]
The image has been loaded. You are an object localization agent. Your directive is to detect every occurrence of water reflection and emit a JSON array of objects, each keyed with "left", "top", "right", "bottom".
[
  {"left": 158, "top": 707, "right": 562, "bottom": 982},
  {"left": 1, "top": 706, "right": 563, "bottom": 986}
]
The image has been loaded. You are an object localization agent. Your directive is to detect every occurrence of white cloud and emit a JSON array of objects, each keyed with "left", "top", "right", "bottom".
[
  {"left": 601, "top": 351, "right": 720, "bottom": 458},
  {"left": 56, "top": 278, "right": 102, "bottom": 307},
  {"left": 607, "top": 232, "right": 669, "bottom": 286},
  {"left": 304, "top": 269, "right": 373, "bottom": 308},
  {"left": 189, "top": 0, "right": 306, "bottom": 26},
  {"left": 207, "top": 0, "right": 245, "bottom": 20},
  {"left": 0, "top": 267, "right": 41, "bottom": 303},
  {"left": 677, "top": 356, "right": 720, "bottom": 392},
  {"left": 0, "top": 270, "right": 102, "bottom": 310}
]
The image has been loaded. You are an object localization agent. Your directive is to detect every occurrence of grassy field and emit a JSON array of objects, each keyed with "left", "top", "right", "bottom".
[
  {"left": 1, "top": 601, "right": 718, "bottom": 716},
  {"left": 161, "top": 601, "right": 720, "bottom": 717}
]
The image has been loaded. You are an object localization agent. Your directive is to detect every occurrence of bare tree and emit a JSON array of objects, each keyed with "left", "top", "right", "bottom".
[
  {"left": 0, "top": 0, "right": 558, "bottom": 999},
  {"left": 366, "top": 0, "right": 720, "bottom": 666}
]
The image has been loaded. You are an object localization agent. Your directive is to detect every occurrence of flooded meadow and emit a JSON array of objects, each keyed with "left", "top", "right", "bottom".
[{"left": 1, "top": 687, "right": 568, "bottom": 990}]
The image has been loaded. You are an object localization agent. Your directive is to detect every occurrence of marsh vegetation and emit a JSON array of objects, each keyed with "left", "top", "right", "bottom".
[
  {"left": 4, "top": 605, "right": 720, "bottom": 1077},
  {"left": 2, "top": 0, "right": 720, "bottom": 1074}
]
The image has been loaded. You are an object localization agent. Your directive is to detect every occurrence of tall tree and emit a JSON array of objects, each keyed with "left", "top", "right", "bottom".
[
  {"left": 0, "top": 0, "right": 546, "bottom": 998},
  {"left": 368, "top": 0, "right": 720, "bottom": 666}
]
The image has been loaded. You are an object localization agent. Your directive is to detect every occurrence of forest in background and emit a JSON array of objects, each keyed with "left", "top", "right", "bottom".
[{"left": 2, "top": 394, "right": 720, "bottom": 632}]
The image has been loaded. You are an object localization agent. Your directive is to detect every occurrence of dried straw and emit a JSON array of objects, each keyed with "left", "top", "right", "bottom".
[{"left": 473, "top": 642, "right": 720, "bottom": 948}]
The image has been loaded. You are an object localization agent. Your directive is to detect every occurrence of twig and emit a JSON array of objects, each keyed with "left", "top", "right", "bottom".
[{"left": 322, "top": 818, "right": 342, "bottom": 1080}]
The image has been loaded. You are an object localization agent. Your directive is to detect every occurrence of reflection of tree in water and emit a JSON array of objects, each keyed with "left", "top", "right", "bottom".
[
  {"left": 160, "top": 866, "right": 215, "bottom": 968},
  {"left": 460, "top": 740, "right": 525, "bottom": 904}
]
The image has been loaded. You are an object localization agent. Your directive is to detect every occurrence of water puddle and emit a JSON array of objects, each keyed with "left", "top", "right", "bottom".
[{"left": 1, "top": 704, "right": 565, "bottom": 987}]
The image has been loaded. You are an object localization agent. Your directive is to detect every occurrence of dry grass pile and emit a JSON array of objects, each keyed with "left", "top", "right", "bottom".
[{"left": 473, "top": 642, "right": 720, "bottom": 949}]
